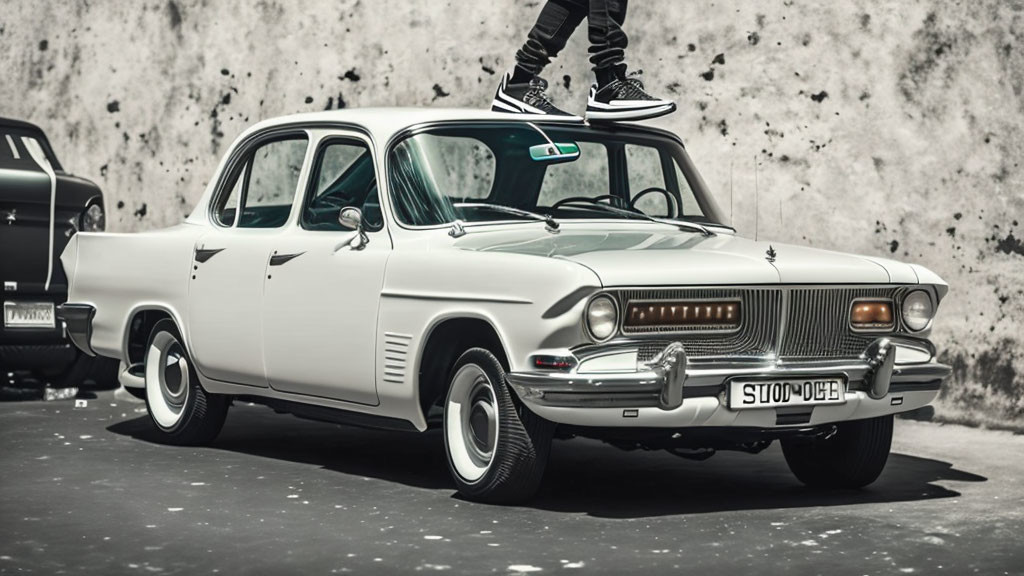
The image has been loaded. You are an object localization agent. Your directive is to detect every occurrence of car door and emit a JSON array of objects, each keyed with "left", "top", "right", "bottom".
[
  {"left": 261, "top": 134, "right": 389, "bottom": 405},
  {"left": 187, "top": 133, "right": 310, "bottom": 387}
]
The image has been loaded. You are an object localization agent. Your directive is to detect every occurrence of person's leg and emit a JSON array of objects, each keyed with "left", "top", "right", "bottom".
[
  {"left": 587, "top": 0, "right": 629, "bottom": 86},
  {"left": 493, "top": 0, "right": 586, "bottom": 118},
  {"left": 585, "top": 0, "right": 676, "bottom": 121},
  {"left": 514, "top": 0, "right": 588, "bottom": 79}
]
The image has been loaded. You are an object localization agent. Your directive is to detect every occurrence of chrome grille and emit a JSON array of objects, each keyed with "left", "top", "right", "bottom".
[
  {"left": 616, "top": 286, "right": 901, "bottom": 361},
  {"left": 779, "top": 287, "right": 897, "bottom": 359},
  {"left": 614, "top": 288, "right": 780, "bottom": 359}
]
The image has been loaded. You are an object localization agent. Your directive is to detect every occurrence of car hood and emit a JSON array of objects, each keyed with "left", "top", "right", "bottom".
[{"left": 453, "top": 227, "right": 918, "bottom": 286}]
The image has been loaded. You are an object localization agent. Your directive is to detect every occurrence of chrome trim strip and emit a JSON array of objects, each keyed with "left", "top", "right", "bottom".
[{"left": 379, "top": 290, "right": 532, "bottom": 304}]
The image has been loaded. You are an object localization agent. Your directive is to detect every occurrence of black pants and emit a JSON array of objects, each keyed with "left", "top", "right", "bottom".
[{"left": 515, "top": 0, "right": 628, "bottom": 80}]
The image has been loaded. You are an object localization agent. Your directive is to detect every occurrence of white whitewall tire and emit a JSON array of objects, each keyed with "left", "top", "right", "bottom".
[
  {"left": 143, "top": 319, "right": 228, "bottom": 445},
  {"left": 443, "top": 348, "right": 554, "bottom": 503}
]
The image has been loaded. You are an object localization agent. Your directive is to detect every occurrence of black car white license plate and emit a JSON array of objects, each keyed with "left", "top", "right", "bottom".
[
  {"left": 729, "top": 377, "right": 846, "bottom": 410},
  {"left": 3, "top": 301, "right": 55, "bottom": 328}
]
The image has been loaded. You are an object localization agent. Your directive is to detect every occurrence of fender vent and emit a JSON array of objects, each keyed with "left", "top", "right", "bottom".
[{"left": 383, "top": 332, "right": 412, "bottom": 385}]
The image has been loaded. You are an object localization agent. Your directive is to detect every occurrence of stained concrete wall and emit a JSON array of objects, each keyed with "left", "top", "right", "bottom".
[{"left": 2, "top": 0, "right": 1022, "bottom": 426}]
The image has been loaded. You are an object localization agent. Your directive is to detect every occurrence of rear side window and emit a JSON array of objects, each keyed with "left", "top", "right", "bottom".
[
  {"left": 215, "top": 164, "right": 246, "bottom": 227},
  {"left": 213, "top": 135, "right": 308, "bottom": 229}
]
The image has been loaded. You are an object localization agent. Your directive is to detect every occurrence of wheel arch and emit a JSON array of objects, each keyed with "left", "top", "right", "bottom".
[
  {"left": 415, "top": 312, "right": 511, "bottom": 421},
  {"left": 120, "top": 304, "right": 189, "bottom": 368}
]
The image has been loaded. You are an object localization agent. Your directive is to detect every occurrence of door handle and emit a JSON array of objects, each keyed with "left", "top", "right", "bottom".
[
  {"left": 194, "top": 247, "right": 225, "bottom": 263},
  {"left": 269, "top": 252, "right": 304, "bottom": 266}
]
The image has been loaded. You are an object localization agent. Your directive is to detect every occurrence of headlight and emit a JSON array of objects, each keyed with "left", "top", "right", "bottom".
[
  {"left": 81, "top": 204, "right": 105, "bottom": 232},
  {"left": 586, "top": 295, "right": 618, "bottom": 342},
  {"left": 901, "top": 290, "right": 934, "bottom": 332}
]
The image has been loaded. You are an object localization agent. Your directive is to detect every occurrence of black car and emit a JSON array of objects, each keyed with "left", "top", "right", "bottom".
[{"left": 0, "top": 117, "right": 116, "bottom": 388}]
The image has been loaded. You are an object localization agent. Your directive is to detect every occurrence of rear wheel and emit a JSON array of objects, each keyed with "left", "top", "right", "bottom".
[
  {"left": 443, "top": 348, "right": 553, "bottom": 503},
  {"left": 144, "top": 319, "right": 228, "bottom": 445},
  {"left": 782, "top": 415, "right": 893, "bottom": 489}
]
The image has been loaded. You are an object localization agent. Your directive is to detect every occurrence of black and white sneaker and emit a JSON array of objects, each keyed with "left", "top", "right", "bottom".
[
  {"left": 492, "top": 71, "right": 582, "bottom": 120},
  {"left": 586, "top": 71, "right": 676, "bottom": 122}
]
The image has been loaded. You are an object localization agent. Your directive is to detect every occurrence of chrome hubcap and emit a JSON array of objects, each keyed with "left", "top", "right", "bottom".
[{"left": 161, "top": 343, "right": 189, "bottom": 409}]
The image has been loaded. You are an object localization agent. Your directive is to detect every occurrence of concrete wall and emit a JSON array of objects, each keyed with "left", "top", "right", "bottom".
[{"left": 3, "top": 0, "right": 1022, "bottom": 426}]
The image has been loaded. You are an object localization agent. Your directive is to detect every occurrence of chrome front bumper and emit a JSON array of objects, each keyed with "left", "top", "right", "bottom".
[{"left": 507, "top": 337, "right": 951, "bottom": 416}]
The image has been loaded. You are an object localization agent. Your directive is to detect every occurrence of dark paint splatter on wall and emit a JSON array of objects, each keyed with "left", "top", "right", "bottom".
[
  {"left": 996, "top": 233, "right": 1024, "bottom": 256},
  {"left": 432, "top": 84, "right": 449, "bottom": 100},
  {"left": 166, "top": 0, "right": 182, "bottom": 29},
  {"left": 106, "top": 100, "right": 120, "bottom": 113},
  {"left": 889, "top": 239, "right": 900, "bottom": 253},
  {"left": 810, "top": 91, "right": 829, "bottom": 102},
  {"left": 562, "top": 75, "right": 571, "bottom": 90},
  {"left": 343, "top": 68, "right": 360, "bottom": 82},
  {"left": 134, "top": 203, "right": 147, "bottom": 219}
]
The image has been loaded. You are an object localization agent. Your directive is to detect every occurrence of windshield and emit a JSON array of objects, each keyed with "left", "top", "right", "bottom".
[{"left": 387, "top": 122, "right": 725, "bottom": 228}]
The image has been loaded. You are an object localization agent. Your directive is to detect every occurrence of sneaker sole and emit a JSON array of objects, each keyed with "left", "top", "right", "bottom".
[
  {"left": 585, "top": 102, "right": 677, "bottom": 122},
  {"left": 490, "top": 99, "right": 583, "bottom": 121}
]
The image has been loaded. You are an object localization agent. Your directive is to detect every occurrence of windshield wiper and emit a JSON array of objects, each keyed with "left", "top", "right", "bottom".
[
  {"left": 555, "top": 200, "right": 713, "bottom": 236},
  {"left": 453, "top": 202, "right": 560, "bottom": 234}
]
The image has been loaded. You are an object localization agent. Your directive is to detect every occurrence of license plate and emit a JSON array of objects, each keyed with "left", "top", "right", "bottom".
[
  {"left": 729, "top": 377, "right": 846, "bottom": 410},
  {"left": 3, "top": 301, "right": 55, "bottom": 328}
]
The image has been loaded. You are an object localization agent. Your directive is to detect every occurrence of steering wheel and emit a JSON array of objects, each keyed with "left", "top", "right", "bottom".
[
  {"left": 552, "top": 194, "right": 628, "bottom": 210},
  {"left": 630, "top": 187, "right": 678, "bottom": 218}
]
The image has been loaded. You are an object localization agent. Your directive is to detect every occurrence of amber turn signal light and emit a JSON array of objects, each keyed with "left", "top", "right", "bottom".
[{"left": 850, "top": 300, "right": 894, "bottom": 331}]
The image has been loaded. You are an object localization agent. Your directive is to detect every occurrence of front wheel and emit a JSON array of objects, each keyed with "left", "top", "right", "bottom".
[
  {"left": 443, "top": 348, "right": 553, "bottom": 503},
  {"left": 144, "top": 319, "right": 228, "bottom": 446},
  {"left": 781, "top": 415, "right": 893, "bottom": 489}
]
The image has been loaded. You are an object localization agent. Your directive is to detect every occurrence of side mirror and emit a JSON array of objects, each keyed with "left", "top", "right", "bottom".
[
  {"left": 339, "top": 206, "right": 362, "bottom": 231},
  {"left": 338, "top": 207, "right": 368, "bottom": 250}
]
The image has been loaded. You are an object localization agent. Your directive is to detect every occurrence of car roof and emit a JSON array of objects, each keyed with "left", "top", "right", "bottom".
[
  {"left": 0, "top": 116, "right": 47, "bottom": 132},
  {"left": 239, "top": 107, "right": 681, "bottom": 146}
]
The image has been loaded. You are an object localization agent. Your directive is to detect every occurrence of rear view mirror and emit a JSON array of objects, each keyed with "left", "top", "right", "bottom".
[{"left": 529, "top": 142, "right": 580, "bottom": 164}]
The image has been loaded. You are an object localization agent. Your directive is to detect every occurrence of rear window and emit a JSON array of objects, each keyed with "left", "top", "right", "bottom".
[
  {"left": 0, "top": 133, "right": 29, "bottom": 169},
  {"left": 0, "top": 130, "right": 60, "bottom": 171}
]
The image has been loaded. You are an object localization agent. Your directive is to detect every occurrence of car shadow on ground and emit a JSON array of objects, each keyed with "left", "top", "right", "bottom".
[{"left": 107, "top": 403, "right": 987, "bottom": 519}]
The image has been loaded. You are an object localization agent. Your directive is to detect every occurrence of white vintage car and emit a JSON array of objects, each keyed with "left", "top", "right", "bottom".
[{"left": 56, "top": 108, "right": 951, "bottom": 502}]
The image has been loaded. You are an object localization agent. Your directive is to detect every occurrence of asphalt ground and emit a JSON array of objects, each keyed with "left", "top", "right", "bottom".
[{"left": 1, "top": 390, "right": 1021, "bottom": 575}]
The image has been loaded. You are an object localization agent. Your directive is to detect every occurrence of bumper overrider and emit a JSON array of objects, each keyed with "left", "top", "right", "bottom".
[
  {"left": 507, "top": 337, "right": 951, "bottom": 428},
  {"left": 54, "top": 303, "right": 96, "bottom": 357}
]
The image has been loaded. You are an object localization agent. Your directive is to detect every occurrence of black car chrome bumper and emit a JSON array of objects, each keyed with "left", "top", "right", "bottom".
[
  {"left": 55, "top": 303, "right": 96, "bottom": 357},
  {"left": 506, "top": 337, "right": 952, "bottom": 411}
]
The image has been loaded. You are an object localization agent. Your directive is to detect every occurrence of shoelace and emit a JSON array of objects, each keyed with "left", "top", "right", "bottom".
[
  {"left": 526, "top": 77, "right": 557, "bottom": 108},
  {"left": 614, "top": 71, "right": 652, "bottom": 100}
]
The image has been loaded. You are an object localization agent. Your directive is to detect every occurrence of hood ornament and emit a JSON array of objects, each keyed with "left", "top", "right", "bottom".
[{"left": 765, "top": 245, "right": 777, "bottom": 263}]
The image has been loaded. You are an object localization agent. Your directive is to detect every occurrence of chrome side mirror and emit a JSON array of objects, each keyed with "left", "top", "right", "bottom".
[
  {"left": 339, "top": 206, "right": 362, "bottom": 231},
  {"left": 338, "top": 206, "right": 368, "bottom": 250}
]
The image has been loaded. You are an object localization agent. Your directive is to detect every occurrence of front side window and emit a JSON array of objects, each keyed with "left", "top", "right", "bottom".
[
  {"left": 301, "top": 139, "right": 383, "bottom": 231},
  {"left": 386, "top": 123, "right": 723, "bottom": 228}
]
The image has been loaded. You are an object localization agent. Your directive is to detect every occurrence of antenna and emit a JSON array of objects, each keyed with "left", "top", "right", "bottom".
[
  {"left": 754, "top": 155, "right": 759, "bottom": 241},
  {"left": 729, "top": 160, "right": 734, "bottom": 227}
]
